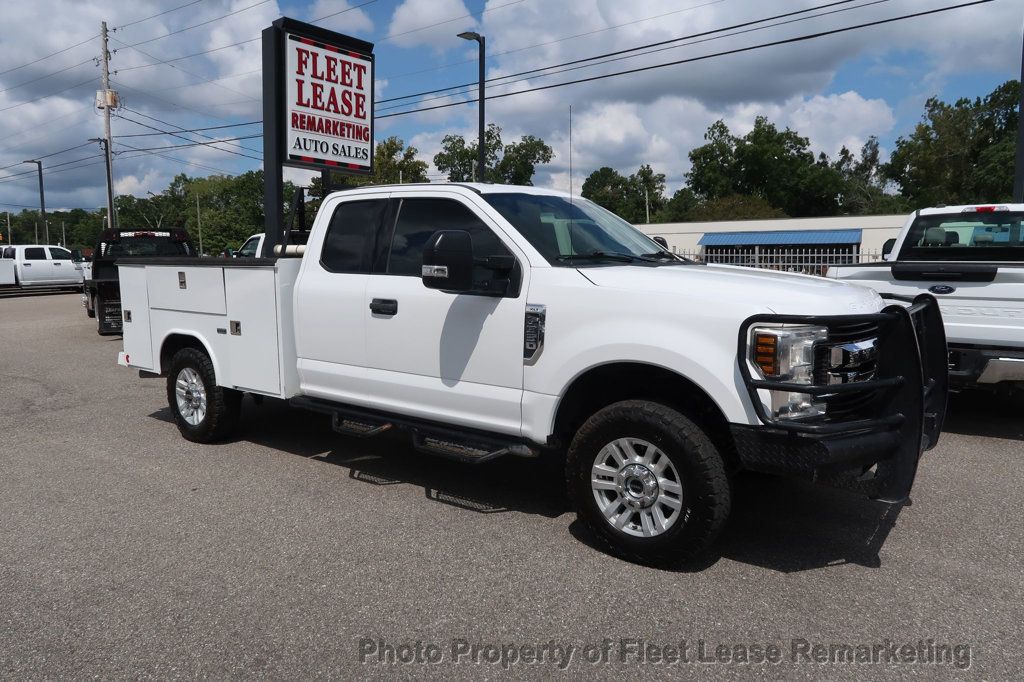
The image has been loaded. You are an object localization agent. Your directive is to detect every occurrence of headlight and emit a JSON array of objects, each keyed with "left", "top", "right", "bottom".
[{"left": 748, "top": 324, "right": 828, "bottom": 420}]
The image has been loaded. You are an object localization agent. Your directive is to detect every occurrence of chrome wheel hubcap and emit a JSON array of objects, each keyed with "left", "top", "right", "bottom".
[
  {"left": 175, "top": 367, "right": 207, "bottom": 426},
  {"left": 591, "top": 438, "right": 683, "bottom": 538}
]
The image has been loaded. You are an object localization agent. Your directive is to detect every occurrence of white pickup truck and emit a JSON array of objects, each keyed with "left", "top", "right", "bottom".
[
  {"left": 1, "top": 244, "right": 84, "bottom": 290},
  {"left": 829, "top": 204, "right": 1024, "bottom": 392},
  {"left": 117, "top": 183, "right": 947, "bottom": 563}
]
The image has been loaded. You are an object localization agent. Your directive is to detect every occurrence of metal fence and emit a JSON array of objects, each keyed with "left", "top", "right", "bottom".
[{"left": 674, "top": 246, "right": 884, "bottom": 277}]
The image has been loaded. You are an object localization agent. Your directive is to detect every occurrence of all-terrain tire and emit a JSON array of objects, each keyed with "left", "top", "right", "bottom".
[
  {"left": 566, "top": 400, "right": 731, "bottom": 565},
  {"left": 166, "top": 347, "right": 242, "bottom": 443}
]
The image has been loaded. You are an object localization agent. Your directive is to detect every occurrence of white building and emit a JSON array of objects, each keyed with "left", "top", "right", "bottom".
[{"left": 638, "top": 214, "right": 907, "bottom": 256}]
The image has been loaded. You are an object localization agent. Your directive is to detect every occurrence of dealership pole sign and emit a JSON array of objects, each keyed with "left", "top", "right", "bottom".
[{"left": 262, "top": 17, "right": 375, "bottom": 253}]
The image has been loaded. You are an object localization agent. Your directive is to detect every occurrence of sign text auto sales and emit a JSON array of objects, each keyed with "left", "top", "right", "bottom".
[{"left": 285, "top": 34, "right": 372, "bottom": 171}]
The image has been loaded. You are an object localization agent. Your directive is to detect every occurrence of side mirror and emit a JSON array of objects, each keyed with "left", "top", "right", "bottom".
[
  {"left": 422, "top": 230, "right": 474, "bottom": 292},
  {"left": 882, "top": 238, "right": 896, "bottom": 259},
  {"left": 71, "top": 249, "right": 84, "bottom": 263},
  {"left": 652, "top": 236, "right": 669, "bottom": 249}
]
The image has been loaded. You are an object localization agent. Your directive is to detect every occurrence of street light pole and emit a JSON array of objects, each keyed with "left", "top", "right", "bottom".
[
  {"left": 23, "top": 160, "right": 47, "bottom": 244},
  {"left": 458, "top": 31, "right": 486, "bottom": 183}
]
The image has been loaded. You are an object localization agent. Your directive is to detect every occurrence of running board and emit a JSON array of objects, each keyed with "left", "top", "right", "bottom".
[
  {"left": 290, "top": 396, "right": 538, "bottom": 464},
  {"left": 411, "top": 431, "right": 535, "bottom": 464},
  {"left": 331, "top": 413, "right": 393, "bottom": 438}
]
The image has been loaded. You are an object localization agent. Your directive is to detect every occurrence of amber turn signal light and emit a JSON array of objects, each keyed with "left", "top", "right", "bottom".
[{"left": 753, "top": 332, "right": 779, "bottom": 377}]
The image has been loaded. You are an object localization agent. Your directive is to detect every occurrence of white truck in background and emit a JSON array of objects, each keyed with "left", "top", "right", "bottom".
[
  {"left": 829, "top": 204, "right": 1024, "bottom": 392},
  {"left": 0, "top": 244, "right": 84, "bottom": 290},
  {"left": 117, "top": 183, "right": 947, "bottom": 564}
]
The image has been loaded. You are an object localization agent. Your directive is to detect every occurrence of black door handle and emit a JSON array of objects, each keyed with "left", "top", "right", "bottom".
[{"left": 369, "top": 298, "right": 398, "bottom": 316}]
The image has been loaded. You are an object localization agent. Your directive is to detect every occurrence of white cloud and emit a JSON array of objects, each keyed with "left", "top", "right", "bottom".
[
  {"left": 385, "top": 0, "right": 477, "bottom": 50},
  {"left": 308, "top": 0, "right": 374, "bottom": 36}
]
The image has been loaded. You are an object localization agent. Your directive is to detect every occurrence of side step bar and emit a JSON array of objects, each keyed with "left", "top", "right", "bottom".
[{"left": 290, "top": 396, "right": 539, "bottom": 465}]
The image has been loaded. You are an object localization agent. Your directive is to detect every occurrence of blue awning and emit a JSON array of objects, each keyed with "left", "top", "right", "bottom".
[{"left": 698, "top": 229, "right": 862, "bottom": 247}]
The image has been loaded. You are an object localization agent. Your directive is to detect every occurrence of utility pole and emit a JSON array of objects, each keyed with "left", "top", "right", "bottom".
[
  {"left": 23, "top": 160, "right": 47, "bottom": 243},
  {"left": 99, "top": 22, "right": 117, "bottom": 229},
  {"left": 645, "top": 188, "right": 650, "bottom": 224},
  {"left": 34, "top": 222, "right": 38, "bottom": 244},
  {"left": 5, "top": 211, "right": 10, "bottom": 244},
  {"left": 62, "top": 221, "right": 66, "bottom": 246}
]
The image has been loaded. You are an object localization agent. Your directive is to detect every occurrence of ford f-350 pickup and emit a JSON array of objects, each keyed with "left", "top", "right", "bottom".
[
  {"left": 830, "top": 204, "right": 1023, "bottom": 392},
  {"left": 117, "top": 183, "right": 947, "bottom": 563}
]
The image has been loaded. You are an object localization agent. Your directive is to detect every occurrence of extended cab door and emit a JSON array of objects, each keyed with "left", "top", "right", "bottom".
[
  {"left": 294, "top": 193, "right": 389, "bottom": 400},
  {"left": 362, "top": 194, "right": 528, "bottom": 436}
]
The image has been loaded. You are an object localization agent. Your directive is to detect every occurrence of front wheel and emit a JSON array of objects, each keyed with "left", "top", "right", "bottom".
[
  {"left": 567, "top": 400, "right": 731, "bottom": 565},
  {"left": 166, "top": 347, "right": 241, "bottom": 443}
]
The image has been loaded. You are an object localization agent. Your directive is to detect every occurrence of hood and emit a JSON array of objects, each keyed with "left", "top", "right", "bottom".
[{"left": 577, "top": 263, "right": 884, "bottom": 316}]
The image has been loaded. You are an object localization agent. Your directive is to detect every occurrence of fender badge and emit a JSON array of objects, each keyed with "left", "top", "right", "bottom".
[{"left": 929, "top": 284, "right": 956, "bottom": 295}]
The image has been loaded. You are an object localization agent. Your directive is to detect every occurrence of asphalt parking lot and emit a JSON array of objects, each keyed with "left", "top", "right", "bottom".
[{"left": 2, "top": 292, "right": 1022, "bottom": 678}]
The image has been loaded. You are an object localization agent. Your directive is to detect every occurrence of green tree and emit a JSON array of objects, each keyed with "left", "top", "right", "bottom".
[
  {"left": 884, "top": 80, "right": 1020, "bottom": 206},
  {"left": 686, "top": 195, "right": 787, "bottom": 221},
  {"left": 433, "top": 124, "right": 553, "bottom": 184},
  {"left": 581, "top": 165, "right": 667, "bottom": 223},
  {"left": 687, "top": 117, "right": 847, "bottom": 217},
  {"left": 652, "top": 188, "right": 698, "bottom": 223},
  {"left": 686, "top": 120, "right": 738, "bottom": 201},
  {"left": 581, "top": 166, "right": 630, "bottom": 216},
  {"left": 622, "top": 164, "right": 666, "bottom": 223}
]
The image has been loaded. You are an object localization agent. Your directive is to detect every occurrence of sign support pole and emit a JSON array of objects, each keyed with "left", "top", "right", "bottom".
[{"left": 262, "top": 24, "right": 285, "bottom": 258}]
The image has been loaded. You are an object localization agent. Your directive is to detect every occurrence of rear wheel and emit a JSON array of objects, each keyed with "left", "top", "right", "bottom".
[
  {"left": 567, "top": 400, "right": 731, "bottom": 565},
  {"left": 166, "top": 347, "right": 241, "bottom": 443}
]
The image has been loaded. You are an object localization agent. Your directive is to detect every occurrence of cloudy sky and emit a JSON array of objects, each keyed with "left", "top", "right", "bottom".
[{"left": 0, "top": 0, "right": 1020, "bottom": 213}]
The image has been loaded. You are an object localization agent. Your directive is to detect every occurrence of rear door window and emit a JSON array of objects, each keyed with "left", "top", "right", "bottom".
[
  {"left": 24, "top": 247, "right": 47, "bottom": 260},
  {"left": 320, "top": 199, "right": 387, "bottom": 273}
]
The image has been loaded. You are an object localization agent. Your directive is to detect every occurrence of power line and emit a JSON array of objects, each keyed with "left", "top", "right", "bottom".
[
  {"left": 378, "top": 0, "right": 527, "bottom": 44},
  {"left": 382, "top": 0, "right": 730, "bottom": 84},
  {"left": 0, "top": 106, "right": 94, "bottom": 152},
  {"left": 0, "top": 142, "right": 95, "bottom": 173},
  {"left": 112, "top": 135, "right": 262, "bottom": 154},
  {"left": 377, "top": 0, "right": 993, "bottom": 120},
  {"left": 114, "top": 114, "right": 263, "bottom": 161},
  {"left": 110, "top": 36, "right": 258, "bottom": 103},
  {"left": 378, "top": 0, "right": 858, "bottom": 105},
  {"left": 0, "top": 35, "right": 98, "bottom": 78},
  {"left": 118, "top": 0, "right": 271, "bottom": 48},
  {"left": 0, "top": 57, "right": 93, "bottom": 96},
  {"left": 376, "top": 0, "right": 894, "bottom": 113},
  {"left": 0, "top": 77, "right": 96, "bottom": 114},
  {"left": 0, "top": 154, "right": 104, "bottom": 184},
  {"left": 119, "top": 105, "right": 264, "bottom": 156},
  {"left": 116, "top": 0, "right": 214, "bottom": 29},
  {"left": 116, "top": 0, "right": 379, "bottom": 73},
  {"left": 113, "top": 120, "right": 261, "bottom": 137},
  {"left": 114, "top": 140, "right": 236, "bottom": 176}
]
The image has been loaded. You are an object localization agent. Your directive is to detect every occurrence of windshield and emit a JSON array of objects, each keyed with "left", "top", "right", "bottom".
[
  {"left": 100, "top": 234, "right": 194, "bottom": 258},
  {"left": 900, "top": 211, "right": 1024, "bottom": 261},
  {"left": 482, "top": 193, "right": 679, "bottom": 265}
]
